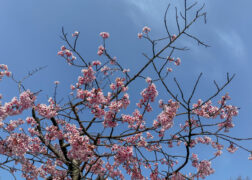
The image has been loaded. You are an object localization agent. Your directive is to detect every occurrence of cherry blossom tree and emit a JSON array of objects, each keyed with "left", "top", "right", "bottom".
[{"left": 0, "top": 1, "right": 251, "bottom": 179}]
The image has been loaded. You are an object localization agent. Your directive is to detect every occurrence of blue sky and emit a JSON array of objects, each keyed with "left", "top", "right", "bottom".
[{"left": 0, "top": 0, "right": 252, "bottom": 179}]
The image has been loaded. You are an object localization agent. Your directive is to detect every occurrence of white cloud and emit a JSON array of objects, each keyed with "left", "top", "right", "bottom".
[
  {"left": 124, "top": 0, "right": 181, "bottom": 28},
  {"left": 126, "top": 0, "right": 166, "bottom": 15},
  {"left": 215, "top": 30, "right": 247, "bottom": 63}
]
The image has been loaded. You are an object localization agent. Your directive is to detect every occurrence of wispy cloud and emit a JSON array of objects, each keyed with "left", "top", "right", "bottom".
[
  {"left": 124, "top": 0, "right": 163, "bottom": 27},
  {"left": 124, "top": 0, "right": 181, "bottom": 28},
  {"left": 215, "top": 30, "right": 247, "bottom": 63},
  {"left": 126, "top": 0, "right": 165, "bottom": 15}
]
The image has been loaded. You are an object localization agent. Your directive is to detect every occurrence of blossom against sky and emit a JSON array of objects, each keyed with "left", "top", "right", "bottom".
[{"left": 0, "top": 0, "right": 251, "bottom": 179}]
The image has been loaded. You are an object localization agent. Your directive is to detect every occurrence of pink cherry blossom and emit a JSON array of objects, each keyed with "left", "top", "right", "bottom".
[
  {"left": 79, "top": 66, "right": 96, "bottom": 85},
  {"left": 72, "top": 31, "right": 79, "bottom": 37},
  {"left": 227, "top": 144, "right": 238, "bottom": 153},
  {"left": 97, "top": 45, "right": 105, "bottom": 56},
  {"left": 197, "top": 160, "right": 214, "bottom": 178},
  {"left": 57, "top": 51, "right": 64, "bottom": 56},
  {"left": 142, "top": 26, "right": 151, "bottom": 33},
  {"left": 36, "top": 97, "right": 60, "bottom": 119},
  {"left": 112, "top": 145, "right": 133, "bottom": 164},
  {"left": 92, "top": 60, "right": 101, "bottom": 66},
  {"left": 214, "top": 150, "right": 223, "bottom": 156},
  {"left": 0, "top": 5, "right": 248, "bottom": 179},
  {"left": 4, "top": 71, "right": 11, "bottom": 77},
  {"left": 101, "top": 65, "right": 110, "bottom": 75},
  {"left": 167, "top": 68, "right": 172, "bottom": 72},
  {"left": 175, "top": 57, "right": 181, "bottom": 66},
  {"left": 65, "top": 50, "right": 72, "bottom": 57},
  {"left": 248, "top": 153, "right": 252, "bottom": 160},
  {"left": 123, "top": 69, "right": 130, "bottom": 73},
  {"left": 61, "top": 45, "right": 66, "bottom": 51},
  {"left": 171, "top": 34, "right": 177, "bottom": 41},
  {"left": 157, "top": 99, "right": 179, "bottom": 131},
  {"left": 138, "top": 33, "right": 143, "bottom": 39},
  {"left": 71, "top": 55, "right": 76, "bottom": 61},
  {"left": 110, "top": 56, "right": 117, "bottom": 64},
  {"left": 100, "top": 32, "right": 110, "bottom": 39},
  {"left": 54, "top": 81, "right": 60, "bottom": 85},
  {"left": 140, "top": 81, "right": 158, "bottom": 103},
  {"left": 171, "top": 172, "right": 186, "bottom": 180}
]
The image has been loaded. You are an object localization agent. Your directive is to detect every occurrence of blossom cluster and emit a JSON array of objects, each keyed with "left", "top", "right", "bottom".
[
  {"left": 76, "top": 88, "right": 107, "bottom": 118},
  {"left": 137, "top": 78, "right": 158, "bottom": 112},
  {"left": 196, "top": 160, "right": 215, "bottom": 179},
  {"left": 97, "top": 45, "right": 105, "bottom": 56},
  {"left": 122, "top": 109, "right": 145, "bottom": 129},
  {"left": 193, "top": 95, "right": 239, "bottom": 132},
  {"left": 0, "top": 64, "right": 11, "bottom": 80},
  {"left": 57, "top": 45, "right": 76, "bottom": 63},
  {"left": 45, "top": 125, "right": 63, "bottom": 141},
  {"left": 78, "top": 66, "right": 96, "bottom": 85},
  {"left": 137, "top": 26, "right": 151, "bottom": 39},
  {"left": 111, "top": 144, "right": 133, "bottom": 164},
  {"left": 36, "top": 97, "right": 60, "bottom": 119},
  {"left": 63, "top": 123, "right": 95, "bottom": 162},
  {"left": 0, "top": 90, "right": 36, "bottom": 120},
  {"left": 104, "top": 92, "right": 130, "bottom": 127},
  {"left": 155, "top": 99, "right": 180, "bottom": 137},
  {"left": 105, "top": 162, "right": 125, "bottom": 179}
]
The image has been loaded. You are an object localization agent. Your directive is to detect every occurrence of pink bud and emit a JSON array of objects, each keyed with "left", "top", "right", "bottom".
[
  {"left": 61, "top": 46, "right": 66, "bottom": 51},
  {"left": 142, "top": 26, "right": 151, "bottom": 33},
  {"left": 71, "top": 56, "right": 76, "bottom": 61},
  {"left": 175, "top": 58, "right": 181, "bottom": 66},
  {"left": 138, "top": 33, "right": 143, "bottom": 39},
  {"left": 72, "top": 31, "right": 79, "bottom": 37},
  {"left": 70, "top": 85, "right": 75, "bottom": 90},
  {"left": 145, "top": 77, "right": 152, "bottom": 83},
  {"left": 167, "top": 68, "right": 172, "bottom": 72},
  {"left": 97, "top": 50, "right": 103, "bottom": 56},
  {"left": 5, "top": 71, "right": 11, "bottom": 77},
  {"left": 98, "top": 45, "right": 105, "bottom": 51},
  {"left": 171, "top": 34, "right": 177, "bottom": 41}
]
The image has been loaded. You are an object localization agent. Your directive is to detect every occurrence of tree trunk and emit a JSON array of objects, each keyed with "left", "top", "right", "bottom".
[{"left": 69, "top": 159, "right": 80, "bottom": 180}]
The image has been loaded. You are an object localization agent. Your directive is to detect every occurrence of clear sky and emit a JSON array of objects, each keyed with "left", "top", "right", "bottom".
[{"left": 0, "top": 0, "right": 251, "bottom": 179}]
